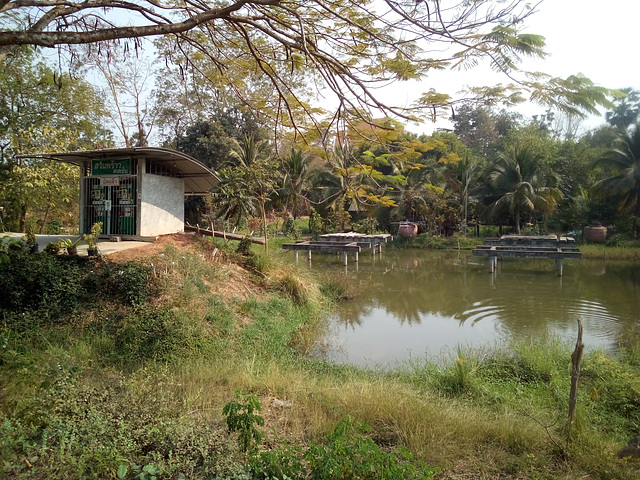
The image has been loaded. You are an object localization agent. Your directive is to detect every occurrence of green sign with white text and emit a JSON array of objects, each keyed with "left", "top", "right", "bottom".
[{"left": 91, "top": 158, "right": 131, "bottom": 176}]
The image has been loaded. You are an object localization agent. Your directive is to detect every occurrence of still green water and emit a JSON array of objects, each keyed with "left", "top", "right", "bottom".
[{"left": 307, "top": 249, "right": 640, "bottom": 368}]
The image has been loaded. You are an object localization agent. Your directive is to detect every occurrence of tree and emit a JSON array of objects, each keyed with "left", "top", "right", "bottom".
[
  {"left": 0, "top": 1, "right": 616, "bottom": 133},
  {"left": 592, "top": 123, "right": 640, "bottom": 237},
  {"left": 211, "top": 134, "right": 277, "bottom": 251},
  {"left": 0, "top": 47, "right": 111, "bottom": 232},
  {"left": 482, "top": 145, "right": 562, "bottom": 234},
  {"left": 74, "top": 46, "right": 154, "bottom": 147},
  {"left": 605, "top": 88, "right": 640, "bottom": 131},
  {"left": 278, "top": 147, "right": 316, "bottom": 219},
  {"left": 452, "top": 105, "right": 523, "bottom": 157}
]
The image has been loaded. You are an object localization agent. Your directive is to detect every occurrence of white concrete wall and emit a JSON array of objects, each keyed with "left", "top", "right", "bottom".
[{"left": 140, "top": 173, "right": 184, "bottom": 236}]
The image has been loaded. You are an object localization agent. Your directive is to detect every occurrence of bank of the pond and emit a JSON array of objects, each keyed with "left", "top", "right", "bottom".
[
  {"left": 383, "top": 232, "right": 640, "bottom": 260},
  {"left": 1, "top": 234, "right": 640, "bottom": 479},
  {"left": 579, "top": 242, "right": 640, "bottom": 260}
]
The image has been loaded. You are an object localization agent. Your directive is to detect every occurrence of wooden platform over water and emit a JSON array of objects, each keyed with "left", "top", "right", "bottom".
[
  {"left": 319, "top": 232, "right": 392, "bottom": 246},
  {"left": 472, "top": 235, "right": 581, "bottom": 276},
  {"left": 282, "top": 233, "right": 392, "bottom": 265}
]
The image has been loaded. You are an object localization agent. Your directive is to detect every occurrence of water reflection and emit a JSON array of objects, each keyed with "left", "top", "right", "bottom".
[{"left": 310, "top": 250, "right": 640, "bottom": 368}]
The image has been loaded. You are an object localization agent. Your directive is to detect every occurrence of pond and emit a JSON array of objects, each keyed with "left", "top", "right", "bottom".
[{"left": 306, "top": 249, "right": 640, "bottom": 368}]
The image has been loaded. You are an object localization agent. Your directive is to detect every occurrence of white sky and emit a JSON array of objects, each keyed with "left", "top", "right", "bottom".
[
  {"left": 399, "top": 0, "right": 640, "bottom": 134},
  {"left": 64, "top": 0, "right": 639, "bottom": 143}
]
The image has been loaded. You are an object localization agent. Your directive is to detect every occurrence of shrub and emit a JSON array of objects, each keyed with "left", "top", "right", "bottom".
[
  {"left": 0, "top": 251, "right": 156, "bottom": 327},
  {"left": 283, "top": 215, "right": 301, "bottom": 240},
  {"left": 1, "top": 373, "right": 246, "bottom": 479},
  {"left": 0, "top": 250, "right": 87, "bottom": 325},
  {"left": 309, "top": 208, "right": 324, "bottom": 240},
  {"left": 100, "top": 261, "right": 155, "bottom": 307},
  {"left": 351, "top": 217, "right": 378, "bottom": 235},
  {"left": 250, "top": 416, "right": 440, "bottom": 479},
  {"left": 236, "top": 236, "right": 253, "bottom": 256},
  {"left": 46, "top": 219, "right": 63, "bottom": 235},
  {"left": 110, "top": 308, "right": 184, "bottom": 364},
  {"left": 223, "top": 391, "right": 265, "bottom": 454}
]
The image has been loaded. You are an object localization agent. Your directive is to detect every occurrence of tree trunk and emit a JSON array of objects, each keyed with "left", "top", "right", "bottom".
[
  {"left": 19, "top": 203, "right": 27, "bottom": 233},
  {"left": 261, "top": 197, "right": 268, "bottom": 254},
  {"left": 40, "top": 195, "right": 53, "bottom": 234},
  {"left": 515, "top": 211, "right": 521, "bottom": 234}
]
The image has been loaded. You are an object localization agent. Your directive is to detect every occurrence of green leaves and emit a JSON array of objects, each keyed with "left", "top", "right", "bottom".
[
  {"left": 222, "top": 390, "right": 265, "bottom": 454},
  {"left": 252, "top": 416, "right": 441, "bottom": 479},
  {"left": 529, "top": 74, "right": 618, "bottom": 117}
]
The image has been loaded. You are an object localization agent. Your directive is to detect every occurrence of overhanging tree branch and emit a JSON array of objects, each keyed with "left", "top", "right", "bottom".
[{"left": 0, "top": 0, "right": 618, "bottom": 136}]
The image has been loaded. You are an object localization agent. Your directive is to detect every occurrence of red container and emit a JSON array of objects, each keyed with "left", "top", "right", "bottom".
[
  {"left": 584, "top": 224, "right": 607, "bottom": 243},
  {"left": 399, "top": 223, "right": 418, "bottom": 237}
]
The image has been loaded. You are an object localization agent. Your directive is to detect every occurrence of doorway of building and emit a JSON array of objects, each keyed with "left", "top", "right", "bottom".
[{"left": 84, "top": 177, "right": 137, "bottom": 236}]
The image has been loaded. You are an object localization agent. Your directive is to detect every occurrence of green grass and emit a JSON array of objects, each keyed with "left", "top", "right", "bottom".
[
  {"left": 2, "top": 240, "right": 640, "bottom": 479},
  {"left": 391, "top": 233, "right": 484, "bottom": 250},
  {"left": 579, "top": 242, "right": 640, "bottom": 260}
]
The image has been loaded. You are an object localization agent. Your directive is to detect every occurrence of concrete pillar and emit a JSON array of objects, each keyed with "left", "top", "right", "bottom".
[
  {"left": 308, "top": 250, "right": 312, "bottom": 261},
  {"left": 556, "top": 258, "right": 563, "bottom": 276},
  {"left": 489, "top": 256, "right": 496, "bottom": 273},
  {"left": 355, "top": 251, "right": 359, "bottom": 262},
  {"left": 294, "top": 250, "right": 299, "bottom": 262},
  {"left": 343, "top": 251, "right": 348, "bottom": 266}
]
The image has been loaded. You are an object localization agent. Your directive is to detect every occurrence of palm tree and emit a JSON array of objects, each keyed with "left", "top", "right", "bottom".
[
  {"left": 386, "top": 165, "right": 430, "bottom": 222},
  {"left": 593, "top": 123, "right": 640, "bottom": 237},
  {"left": 483, "top": 146, "right": 562, "bottom": 234},
  {"left": 605, "top": 88, "right": 640, "bottom": 131},
  {"left": 210, "top": 169, "right": 257, "bottom": 226},
  {"left": 279, "top": 147, "right": 314, "bottom": 219},
  {"left": 227, "top": 134, "right": 270, "bottom": 169},
  {"left": 311, "top": 145, "right": 363, "bottom": 213},
  {"left": 444, "top": 156, "right": 478, "bottom": 235},
  {"left": 212, "top": 134, "right": 276, "bottom": 251}
]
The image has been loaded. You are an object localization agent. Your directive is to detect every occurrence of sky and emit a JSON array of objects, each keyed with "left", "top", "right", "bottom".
[
  {"left": 398, "top": 0, "right": 640, "bottom": 134},
  {"left": 64, "top": 0, "right": 640, "bottom": 143}
]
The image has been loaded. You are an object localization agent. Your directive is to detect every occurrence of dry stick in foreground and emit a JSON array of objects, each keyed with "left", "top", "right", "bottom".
[{"left": 567, "top": 318, "right": 584, "bottom": 451}]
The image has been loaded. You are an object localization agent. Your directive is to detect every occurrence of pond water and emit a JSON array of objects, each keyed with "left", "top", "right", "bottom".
[{"left": 306, "top": 249, "right": 640, "bottom": 368}]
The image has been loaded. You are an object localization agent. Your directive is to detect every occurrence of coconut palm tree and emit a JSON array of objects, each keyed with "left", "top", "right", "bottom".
[
  {"left": 592, "top": 123, "right": 640, "bottom": 237},
  {"left": 311, "top": 145, "right": 363, "bottom": 213},
  {"left": 226, "top": 134, "right": 271, "bottom": 169},
  {"left": 279, "top": 147, "right": 315, "bottom": 219},
  {"left": 483, "top": 146, "right": 562, "bottom": 234},
  {"left": 212, "top": 134, "right": 277, "bottom": 251},
  {"left": 605, "top": 88, "right": 640, "bottom": 131}
]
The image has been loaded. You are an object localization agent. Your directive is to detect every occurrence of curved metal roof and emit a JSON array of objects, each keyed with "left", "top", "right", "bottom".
[{"left": 30, "top": 147, "right": 219, "bottom": 195}]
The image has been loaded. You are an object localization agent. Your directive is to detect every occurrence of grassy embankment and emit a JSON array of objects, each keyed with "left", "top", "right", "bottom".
[{"left": 1, "top": 234, "right": 640, "bottom": 479}]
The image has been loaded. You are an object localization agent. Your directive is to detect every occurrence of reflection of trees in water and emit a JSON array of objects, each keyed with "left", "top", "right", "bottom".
[
  {"left": 330, "top": 253, "right": 640, "bottom": 341},
  {"left": 334, "top": 252, "right": 476, "bottom": 326}
]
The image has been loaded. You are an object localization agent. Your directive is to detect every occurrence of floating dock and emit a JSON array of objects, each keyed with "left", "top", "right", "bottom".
[{"left": 472, "top": 235, "right": 581, "bottom": 276}]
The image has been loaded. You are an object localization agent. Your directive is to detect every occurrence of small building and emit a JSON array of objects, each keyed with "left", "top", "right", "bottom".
[{"left": 35, "top": 147, "right": 219, "bottom": 239}]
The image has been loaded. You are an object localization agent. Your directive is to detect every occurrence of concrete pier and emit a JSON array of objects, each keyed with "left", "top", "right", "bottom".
[{"left": 473, "top": 235, "right": 581, "bottom": 276}]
